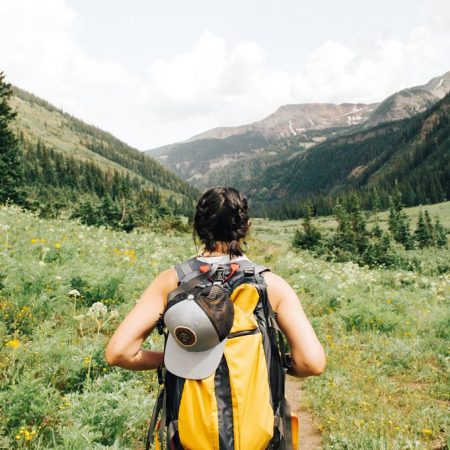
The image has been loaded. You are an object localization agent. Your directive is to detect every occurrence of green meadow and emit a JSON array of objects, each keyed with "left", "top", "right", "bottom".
[{"left": 0, "top": 204, "right": 448, "bottom": 449}]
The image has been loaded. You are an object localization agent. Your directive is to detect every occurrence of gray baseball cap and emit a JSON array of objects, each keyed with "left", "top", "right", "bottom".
[{"left": 163, "top": 287, "right": 234, "bottom": 380}]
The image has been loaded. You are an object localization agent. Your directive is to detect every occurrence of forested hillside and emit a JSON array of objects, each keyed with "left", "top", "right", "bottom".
[
  {"left": 211, "top": 92, "right": 450, "bottom": 218},
  {"left": 146, "top": 71, "right": 450, "bottom": 193},
  {"left": 8, "top": 85, "right": 198, "bottom": 228}
]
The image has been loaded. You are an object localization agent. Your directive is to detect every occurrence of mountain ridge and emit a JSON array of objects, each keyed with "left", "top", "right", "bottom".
[{"left": 145, "top": 70, "right": 450, "bottom": 190}]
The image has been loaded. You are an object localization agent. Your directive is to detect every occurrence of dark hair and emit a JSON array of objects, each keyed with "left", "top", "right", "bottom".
[{"left": 194, "top": 186, "right": 249, "bottom": 257}]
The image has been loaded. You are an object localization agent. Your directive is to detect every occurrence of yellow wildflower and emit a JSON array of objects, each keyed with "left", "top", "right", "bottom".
[
  {"left": 420, "top": 429, "right": 433, "bottom": 435},
  {"left": 31, "top": 238, "right": 46, "bottom": 244},
  {"left": 83, "top": 356, "right": 91, "bottom": 366},
  {"left": 55, "top": 242, "right": 61, "bottom": 249},
  {"left": 5, "top": 339, "right": 20, "bottom": 349}
]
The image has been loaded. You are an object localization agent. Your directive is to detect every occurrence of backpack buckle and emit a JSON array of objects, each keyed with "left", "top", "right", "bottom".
[
  {"left": 244, "top": 267, "right": 255, "bottom": 276},
  {"left": 213, "top": 266, "right": 226, "bottom": 284}
]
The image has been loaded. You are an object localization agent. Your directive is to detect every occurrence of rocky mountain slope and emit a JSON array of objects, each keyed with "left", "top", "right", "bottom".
[
  {"left": 214, "top": 92, "right": 450, "bottom": 217},
  {"left": 146, "top": 70, "right": 450, "bottom": 189}
]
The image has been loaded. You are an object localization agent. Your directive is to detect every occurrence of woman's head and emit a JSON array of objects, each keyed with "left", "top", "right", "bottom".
[{"left": 194, "top": 186, "right": 249, "bottom": 257}]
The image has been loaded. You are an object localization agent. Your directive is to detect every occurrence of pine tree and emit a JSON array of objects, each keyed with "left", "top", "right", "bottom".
[
  {"left": 99, "top": 195, "right": 121, "bottom": 227},
  {"left": 117, "top": 176, "right": 132, "bottom": 224},
  {"left": 292, "top": 203, "right": 322, "bottom": 250},
  {"left": 434, "top": 217, "right": 448, "bottom": 248},
  {"left": 371, "top": 187, "right": 381, "bottom": 213},
  {"left": 0, "top": 72, "right": 24, "bottom": 204},
  {"left": 388, "top": 185, "right": 414, "bottom": 249},
  {"left": 72, "top": 198, "right": 100, "bottom": 226},
  {"left": 347, "top": 194, "right": 369, "bottom": 254},
  {"left": 414, "top": 211, "right": 431, "bottom": 248},
  {"left": 424, "top": 210, "right": 435, "bottom": 246}
]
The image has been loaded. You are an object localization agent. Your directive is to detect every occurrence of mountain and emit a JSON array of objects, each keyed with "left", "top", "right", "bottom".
[
  {"left": 187, "top": 103, "right": 377, "bottom": 142},
  {"left": 10, "top": 86, "right": 198, "bottom": 223},
  {"left": 364, "top": 72, "right": 450, "bottom": 127},
  {"left": 217, "top": 92, "right": 450, "bottom": 218},
  {"left": 145, "top": 70, "right": 450, "bottom": 189}
]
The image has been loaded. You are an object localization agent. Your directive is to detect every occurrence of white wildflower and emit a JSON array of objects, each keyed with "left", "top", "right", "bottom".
[
  {"left": 39, "top": 261, "right": 46, "bottom": 267},
  {"left": 1, "top": 224, "right": 10, "bottom": 231},
  {"left": 87, "top": 302, "right": 108, "bottom": 318},
  {"left": 67, "top": 289, "right": 81, "bottom": 297},
  {"left": 109, "top": 309, "right": 119, "bottom": 318}
]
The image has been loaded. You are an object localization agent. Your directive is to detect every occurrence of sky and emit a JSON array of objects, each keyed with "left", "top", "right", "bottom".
[{"left": 1, "top": 0, "right": 450, "bottom": 150}]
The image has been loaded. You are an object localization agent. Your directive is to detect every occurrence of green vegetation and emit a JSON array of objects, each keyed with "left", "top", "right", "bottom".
[
  {"left": 1, "top": 72, "right": 449, "bottom": 449},
  {"left": 293, "top": 190, "right": 448, "bottom": 271},
  {"left": 7, "top": 85, "right": 198, "bottom": 229},
  {"left": 219, "top": 92, "right": 450, "bottom": 219},
  {"left": 0, "top": 204, "right": 448, "bottom": 448},
  {"left": 0, "top": 72, "right": 24, "bottom": 205},
  {"left": 0, "top": 205, "right": 194, "bottom": 448}
]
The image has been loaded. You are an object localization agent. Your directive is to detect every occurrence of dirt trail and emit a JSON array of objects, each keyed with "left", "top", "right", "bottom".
[{"left": 285, "top": 376, "right": 322, "bottom": 450}]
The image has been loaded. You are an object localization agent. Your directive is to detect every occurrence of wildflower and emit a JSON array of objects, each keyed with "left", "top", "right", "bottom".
[
  {"left": 5, "top": 339, "right": 20, "bottom": 349},
  {"left": 38, "top": 261, "right": 46, "bottom": 267},
  {"left": 25, "top": 429, "right": 36, "bottom": 441},
  {"left": 1, "top": 224, "right": 9, "bottom": 231},
  {"left": 109, "top": 309, "right": 119, "bottom": 318},
  {"left": 31, "top": 238, "right": 46, "bottom": 244},
  {"left": 420, "top": 429, "right": 433, "bottom": 435},
  {"left": 87, "top": 302, "right": 108, "bottom": 318},
  {"left": 67, "top": 289, "right": 81, "bottom": 297},
  {"left": 54, "top": 242, "right": 61, "bottom": 249},
  {"left": 83, "top": 356, "right": 91, "bottom": 366}
]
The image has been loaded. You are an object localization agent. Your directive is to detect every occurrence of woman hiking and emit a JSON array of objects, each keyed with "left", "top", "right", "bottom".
[{"left": 106, "top": 186, "right": 326, "bottom": 449}]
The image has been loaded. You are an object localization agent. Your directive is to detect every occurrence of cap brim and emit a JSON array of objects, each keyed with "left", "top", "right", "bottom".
[{"left": 164, "top": 334, "right": 226, "bottom": 380}]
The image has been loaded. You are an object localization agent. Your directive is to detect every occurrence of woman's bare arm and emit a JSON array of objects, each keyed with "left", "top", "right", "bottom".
[
  {"left": 105, "top": 268, "right": 178, "bottom": 370},
  {"left": 264, "top": 271, "right": 326, "bottom": 378}
]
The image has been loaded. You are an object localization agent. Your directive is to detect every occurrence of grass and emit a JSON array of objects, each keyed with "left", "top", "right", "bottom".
[{"left": 0, "top": 204, "right": 448, "bottom": 449}]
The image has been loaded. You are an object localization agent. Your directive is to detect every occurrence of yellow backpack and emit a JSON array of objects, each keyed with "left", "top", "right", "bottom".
[{"left": 146, "top": 258, "right": 298, "bottom": 450}]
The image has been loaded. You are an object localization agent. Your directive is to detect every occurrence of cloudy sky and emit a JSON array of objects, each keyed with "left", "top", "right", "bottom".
[{"left": 1, "top": 0, "right": 449, "bottom": 149}]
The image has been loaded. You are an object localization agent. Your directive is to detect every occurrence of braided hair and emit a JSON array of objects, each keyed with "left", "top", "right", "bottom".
[{"left": 194, "top": 186, "right": 249, "bottom": 257}]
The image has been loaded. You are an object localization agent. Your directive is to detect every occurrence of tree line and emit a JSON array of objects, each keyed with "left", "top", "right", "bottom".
[
  {"left": 251, "top": 93, "right": 450, "bottom": 219},
  {"left": 293, "top": 185, "right": 448, "bottom": 270},
  {"left": 0, "top": 72, "right": 194, "bottom": 232}
]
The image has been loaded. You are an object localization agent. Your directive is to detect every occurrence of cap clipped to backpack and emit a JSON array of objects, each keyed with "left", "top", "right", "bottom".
[{"left": 163, "top": 279, "right": 234, "bottom": 380}]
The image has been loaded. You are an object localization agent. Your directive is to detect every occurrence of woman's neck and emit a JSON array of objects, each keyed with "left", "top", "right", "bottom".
[{"left": 201, "top": 242, "right": 230, "bottom": 256}]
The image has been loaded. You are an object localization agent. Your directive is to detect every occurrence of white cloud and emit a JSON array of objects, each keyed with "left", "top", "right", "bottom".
[
  {"left": 0, "top": 0, "right": 135, "bottom": 137},
  {"left": 141, "top": 24, "right": 450, "bottom": 136},
  {"left": 0, "top": 0, "right": 449, "bottom": 149}
]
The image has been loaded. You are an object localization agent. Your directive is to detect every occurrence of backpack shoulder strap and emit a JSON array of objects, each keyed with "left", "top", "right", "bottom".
[
  {"left": 174, "top": 257, "right": 202, "bottom": 283},
  {"left": 231, "top": 259, "right": 270, "bottom": 285}
]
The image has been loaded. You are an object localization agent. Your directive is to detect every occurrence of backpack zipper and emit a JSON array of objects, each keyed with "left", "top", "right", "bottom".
[{"left": 228, "top": 329, "right": 259, "bottom": 339}]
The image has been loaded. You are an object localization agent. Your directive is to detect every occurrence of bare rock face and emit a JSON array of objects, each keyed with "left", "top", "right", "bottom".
[
  {"left": 187, "top": 103, "right": 378, "bottom": 142},
  {"left": 365, "top": 71, "right": 450, "bottom": 127}
]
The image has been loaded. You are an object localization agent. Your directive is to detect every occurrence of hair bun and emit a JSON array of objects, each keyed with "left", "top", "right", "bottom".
[{"left": 194, "top": 187, "right": 249, "bottom": 257}]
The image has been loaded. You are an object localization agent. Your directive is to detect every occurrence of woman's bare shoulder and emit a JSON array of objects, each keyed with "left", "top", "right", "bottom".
[
  {"left": 136, "top": 267, "right": 179, "bottom": 307},
  {"left": 150, "top": 267, "right": 178, "bottom": 296},
  {"left": 262, "top": 270, "right": 296, "bottom": 311},
  {"left": 262, "top": 270, "right": 288, "bottom": 286}
]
